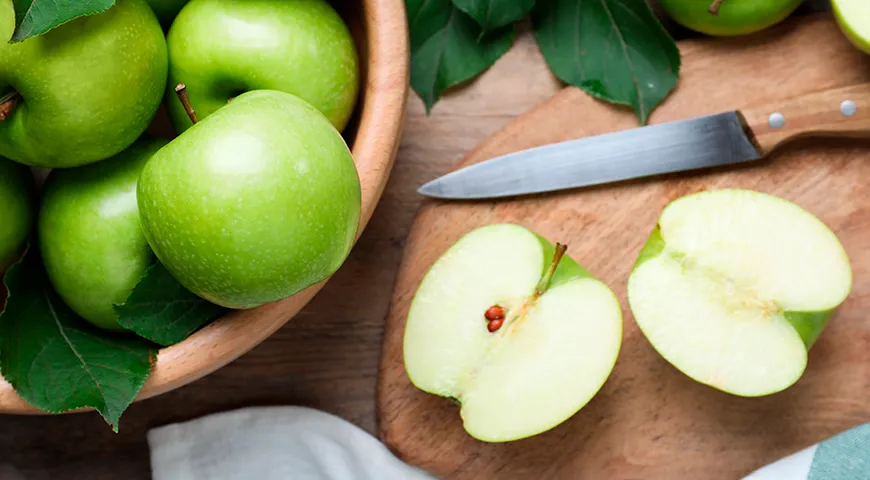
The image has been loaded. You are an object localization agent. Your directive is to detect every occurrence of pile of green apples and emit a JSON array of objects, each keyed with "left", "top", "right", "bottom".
[
  {"left": 403, "top": 189, "right": 852, "bottom": 443},
  {"left": 0, "top": 0, "right": 362, "bottom": 330}
]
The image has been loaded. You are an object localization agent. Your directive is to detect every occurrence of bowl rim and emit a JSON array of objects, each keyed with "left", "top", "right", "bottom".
[{"left": 0, "top": 0, "right": 410, "bottom": 415}]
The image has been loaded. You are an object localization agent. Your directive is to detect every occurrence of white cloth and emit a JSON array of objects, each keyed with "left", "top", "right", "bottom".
[
  {"left": 147, "top": 406, "right": 435, "bottom": 480},
  {"left": 742, "top": 444, "right": 819, "bottom": 480}
]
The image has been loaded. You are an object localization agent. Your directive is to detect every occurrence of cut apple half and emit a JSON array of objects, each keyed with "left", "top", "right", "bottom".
[
  {"left": 403, "top": 224, "right": 622, "bottom": 442},
  {"left": 628, "top": 189, "right": 852, "bottom": 397}
]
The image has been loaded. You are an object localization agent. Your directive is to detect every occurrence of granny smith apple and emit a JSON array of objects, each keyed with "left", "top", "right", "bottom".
[
  {"left": 39, "top": 137, "right": 167, "bottom": 331},
  {"left": 403, "top": 224, "right": 623, "bottom": 442},
  {"left": 164, "top": 0, "right": 359, "bottom": 133},
  {"left": 145, "top": 0, "right": 189, "bottom": 27},
  {"left": 832, "top": 0, "right": 870, "bottom": 54},
  {"left": 0, "top": 0, "right": 167, "bottom": 168},
  {"left": 138, "top": 89, "right": 361, "bottom": 309},
  {"left": 0, "top": 157, "right": 33, "bottom": 272},
  {"left": 659, "top": 0, "right": 802, "bottom": 36},
  {"left": 627, "top": 189, "right": 852, "bottom": 397}
]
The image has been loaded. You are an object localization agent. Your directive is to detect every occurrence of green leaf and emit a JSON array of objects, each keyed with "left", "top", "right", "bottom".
[
  {"left": 115, "top": 263, "right": 226, "bottom": 347},
  {"left": 451, "top": 0, "right": 535, "bottom": 31},
  {"left": 10, "top": 0, "right": 115, "bottom": 43},
  {"left": 531, "top": 0, "right": 680, "bottom": 125},
  {"left": 408, "top": 0, "right": 515, "bottom": 112},
  {"left": 0, "top": 249, "right": 156, "bottom": 431}
]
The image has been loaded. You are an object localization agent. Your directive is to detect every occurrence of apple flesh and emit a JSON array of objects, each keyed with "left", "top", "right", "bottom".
[
  {"left": 658, "top": 0, "right": 802, "bottom": 37},
  {"left": 164, "top": 0, "right": 359, "bottom": 134},
  {"left": 0, "top": 157, "right": 33, "bottom": 272},
  {"left": 832, "top": 0, "right": 870, "bottom": 54},
  {"left": 39, "top": 137, "right": 167, "bottom": 331},
  {"left": 138, "top": 90, "right": 361, "bottom": 309},
  {"left": 403, "top": 224, "right": 622, "bottom": 442},
  {"left": 0, "top": 0, "right": 167, "bottom": 168},
  {"left": 628, "top": 189, "right": 852, "bottom": 397}
]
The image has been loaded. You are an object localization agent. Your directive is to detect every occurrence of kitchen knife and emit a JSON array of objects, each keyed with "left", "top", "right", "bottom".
[{"left": 418, "top": 83, "right": 870, "bottom": 200}]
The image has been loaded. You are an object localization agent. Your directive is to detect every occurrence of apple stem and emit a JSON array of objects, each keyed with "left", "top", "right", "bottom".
[
  {"left": 175, "top": 83, "right": 199, "bottom": 124},
  {"left": 708, "top": 0, "right": 723, "bottom": 15},
  {"left": 0, "top": 90, "right": 19, "bottom": 122},
  {"left": 534, "top": 243, "right": 567, "bottom": 299}
]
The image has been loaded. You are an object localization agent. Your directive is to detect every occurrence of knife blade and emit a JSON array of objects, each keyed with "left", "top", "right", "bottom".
[{"left": 418, "top": 83, "right": 870, "bottom": 200}]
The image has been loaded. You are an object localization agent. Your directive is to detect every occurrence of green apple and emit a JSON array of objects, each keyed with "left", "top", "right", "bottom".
[
  {"left": 627, "top": 189, "right": 852, "bottom": 397},
  {"left": 0, "top": 157, "right": 33, "bottom": 272},
  {"left": 39, "top": 137, "right": 167, "bottom": 331},
  {"left": 403, "top": 224, "right": 623, "bottom": 442},
  {"left": 832, "top": 0, "right": 870, "bottom": 54},
  {"left": 138, "top": 89, "right": 361, "bottom": 309},
  {"left": 659, "top": 0, "right": 802, "bottom": 37},
  {"left": 0, "top": 0, "right": 167, "bottom": 168},
  {"left": 145, "top": 0, "right": 190, "bottom": 27},
  {"left": 164, "top": 0, "right": 359, "bottom": 134}
]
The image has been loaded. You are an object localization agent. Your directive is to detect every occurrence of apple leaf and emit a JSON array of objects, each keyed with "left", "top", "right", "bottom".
[
  {"left": 115, "top": 262, "right": 226, "bottom": 347},
  {"left": 408, "top": 0, "right": 515, "bottom": 112},
  {"left": 10, "top": 0, "right": 115, "bottom": 43},
  {"left": 0, "top": 248, "right": 156, "bottom": 431},
  {"left": 451, "top": 0, "right": 535, "bottom": 31},
  {"left": 531, "top": 0, "right": 680, "bottom": 125}
]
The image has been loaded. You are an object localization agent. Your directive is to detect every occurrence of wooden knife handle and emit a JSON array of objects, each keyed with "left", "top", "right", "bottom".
[{"left": 738, "top": 84, "right": 870, "bottom": 156}]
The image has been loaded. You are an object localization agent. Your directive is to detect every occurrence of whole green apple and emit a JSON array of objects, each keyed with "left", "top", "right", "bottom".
[
  {"left": 0, "top": 0, "right": 167, "bottom": 168},
  {"left": 145, "top": 0, "right": 190, "bottom": 27},
  {"left": 164, "top": 0, "right": 359, "bottom": 134},
  {"left": 39, "top": 137, "right": 168, "bottom": 331},
  {"left": 138, "top": 90, "right": 361, "bottom": 309},
  {"left": 659, "top": 0, "right": 802, "bottom": 36},
  {"left": 0, "top": 157, "right": 33, "bottom": 272}
]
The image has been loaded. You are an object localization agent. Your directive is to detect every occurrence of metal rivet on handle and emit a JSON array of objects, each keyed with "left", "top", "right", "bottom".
[
  {"left": 768, "top": 112, "right": 785, "bottom": 129},
  {"left": 841, "top": 100, "right": 857, "bottom": 117}
]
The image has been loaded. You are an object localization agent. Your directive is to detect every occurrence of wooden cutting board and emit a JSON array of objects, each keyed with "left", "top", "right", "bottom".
[{"left": 377, "top": 14, "right": 870, "bottom": 480}]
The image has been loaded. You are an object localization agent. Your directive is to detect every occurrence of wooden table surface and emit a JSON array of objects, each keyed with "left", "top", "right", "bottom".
[{"left": 0, "top": 3, "right": 831, "bottom": 479}]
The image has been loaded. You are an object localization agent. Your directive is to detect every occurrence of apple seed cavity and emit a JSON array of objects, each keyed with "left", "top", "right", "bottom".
[{"left": 494, "top": 242, "right": 569, "bottom": 336}]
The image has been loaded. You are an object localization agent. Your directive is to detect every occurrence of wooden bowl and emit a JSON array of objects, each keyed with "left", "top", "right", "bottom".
[{"left": 0, "top": 0, "right": 409, "bottom": 412}]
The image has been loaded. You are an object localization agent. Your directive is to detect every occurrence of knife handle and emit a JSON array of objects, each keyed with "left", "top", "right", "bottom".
[{"left": 738, "top": 84, "right": 870, "bottom": 156}]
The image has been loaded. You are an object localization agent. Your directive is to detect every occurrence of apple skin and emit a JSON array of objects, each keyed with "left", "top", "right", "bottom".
[
  {"left": 39, "top": 137, "right": 168, "bottom": 331},
  {"left": 145, "top": 0, "right": 190, "bottom": 27},
  {"left": 0, "top": 158, "right": 34, "bottom": 273},
  {"left": 633, "top": 225, "right": 834, "bottom": 348},
  {"left": 832, "top": 0, "right": 870, "bottom": 54},
  {"left": 658, "top": 0, "right": 802, "bottom": 37},
  {"left": 164, "top": 0, "right": 359, "bottom": 134},
  {"left": 0, "top": 0, "right": 167, "bottom": 168},
  {"left": 138, "top": 90, "right": 361, "bottom": 309}
]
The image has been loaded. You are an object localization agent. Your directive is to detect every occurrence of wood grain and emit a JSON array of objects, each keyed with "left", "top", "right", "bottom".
[
  {"left": 0, "top": 0, "right": 410, "bottom": 412},
  {"left": 742, "top": 83, "right": 870, "bottom": 155},
  {"left": 378, "top": 14, "right": 870, "bottom": 480}
]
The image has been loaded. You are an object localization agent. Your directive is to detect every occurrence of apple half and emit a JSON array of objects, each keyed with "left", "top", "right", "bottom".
[
  {"left": 402, "top": 224, "right": 622, "bottom": 442},
  {"left": 628, "top": 189, "right": 852, "bottom": 397}
]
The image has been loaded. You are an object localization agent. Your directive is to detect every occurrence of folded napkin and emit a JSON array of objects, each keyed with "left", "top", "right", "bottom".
[
  {"left": 148, "top": 406, "right": 434, "bottom": 480},
  {"left": 149, "top": 406, "right": 868, "bottom": 480}
]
